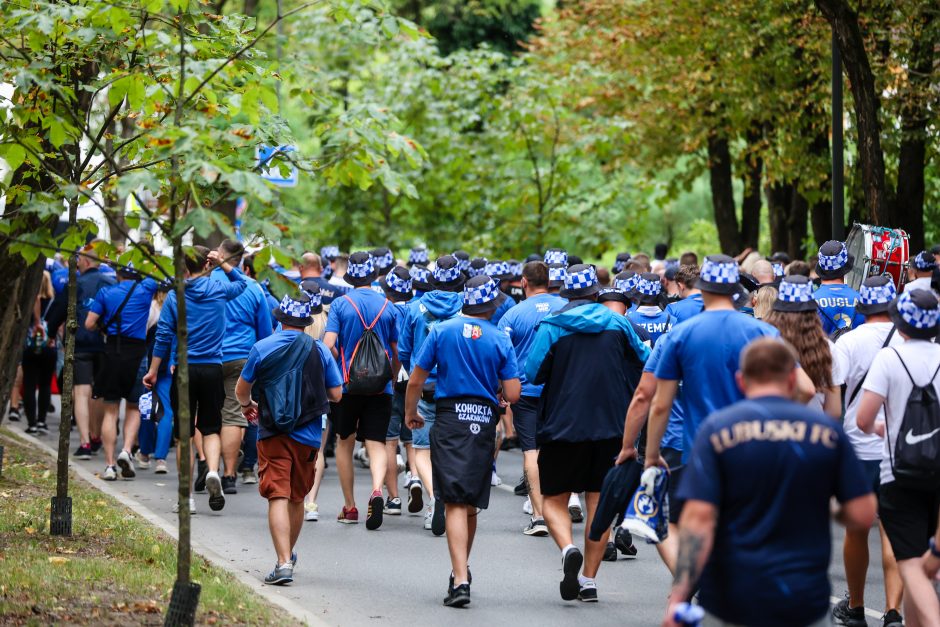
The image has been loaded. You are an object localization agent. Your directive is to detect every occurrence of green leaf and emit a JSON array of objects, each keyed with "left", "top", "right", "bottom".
[
  {"left": 48, "top": 119, "right": 67, "bottom": 148},
  {"left": 2, "top": 144, "right": 26, "bottom": 172}
]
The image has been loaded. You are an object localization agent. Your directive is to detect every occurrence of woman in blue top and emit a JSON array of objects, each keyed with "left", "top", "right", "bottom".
[{"left": 405, "top": 275, "right": 521, "bottom": 609}]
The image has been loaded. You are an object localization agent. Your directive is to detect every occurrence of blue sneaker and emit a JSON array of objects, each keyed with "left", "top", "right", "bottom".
[{"left": 264, "top": 563, "right": 293, "bottom": 586}]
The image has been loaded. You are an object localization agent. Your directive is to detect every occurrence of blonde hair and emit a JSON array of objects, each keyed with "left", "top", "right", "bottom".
[
  {"left": 752, "top": 285, "right": 777, "bottom": 319},
  {"left": 304, "top": 311, "right": 328, "bottom": 342}
]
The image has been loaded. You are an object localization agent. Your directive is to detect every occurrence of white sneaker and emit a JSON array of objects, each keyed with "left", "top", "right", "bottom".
[
  {"left": 154, "top": 459, "right": 168, "bottom": 474},
  {"left": 304, "top": 502, "right": 319, "bottom": 522},
  {"left": 568, "top": 493, "right": 583, "bottom": 523},
  {"left": 116, "top": 450, "right": 136, "bottom": 479},
  {"left": 354, "top": 447, "right": 370, "bottom": 469},
  {"left": 102, "top": 465, "right": 117, "bottom": 481},
  {"left": 491, "top": 470, "right": 502, "bottom": 486},
  {"left": 423, "top": 506, "right": 433, "bottom": 530},
  {"left": 396, "top": 453, "right": 406, "bottom": 475},
  {"left": 173, "top": 498, "right": 197, "bottom": 514},
  {"left": 134, "top": 451, "right": 151, "bottom": 469},
  {"left": 240, "top": 468, "right": 258, "bottom": 485},
  {"left": 523, "top": 496, "right": 533, "bottom": 516}
]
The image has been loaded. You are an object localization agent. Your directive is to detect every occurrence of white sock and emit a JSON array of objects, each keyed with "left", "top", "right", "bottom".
[
  {"left": 578, "top": 575, "right": 595, "bottom": 588},
  {"left": 562, "top": 544, "right": 578, "bottom": 558}
]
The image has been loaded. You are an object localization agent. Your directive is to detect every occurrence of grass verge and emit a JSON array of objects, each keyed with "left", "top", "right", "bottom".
[{"left": 0, "top": 429, "right": 298, "bottom": 626}]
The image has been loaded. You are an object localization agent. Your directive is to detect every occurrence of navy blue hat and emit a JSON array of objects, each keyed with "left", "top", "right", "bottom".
[
  {"left": 463, "top": 275, "right": 507, "bottom": 315},
  {"left": 382, "top": 266, "right": 413, "bottom": 303},
  {"left": 525, "top": 253, "right": 542, "bottom": 264},
  {"left": 561, "top": 264, "right": 599, "bottom": 299},
  {"left": 816, "top": 240, "right": 854, "bottom": 280},
  {"left": 344, "top": 251, "right": 376, "bottom": 287},
  {"left": 468, "top": 257, "right": 488, "bottom": 278},
  {"left": 695, "top": 254, "right": 740, "bottom": 295},
  {"left": 432, "top": 255, "right": 465, "bottom": 291},
  {"left": 567, "top": 254, "right": 584, "bottom": 267},
  {"left": 273, "top": 293, "right": 313, "bottom": 327},
  {"left": 299, "top": 279, "right": 324, "bottom": 314},
  {"left": 889, "top": 289, "right": 940, "bottom": 340},
  {"left": 856, "top": 275, "right": 896, "bottom": 316},
  {"left": 597, "top": 287, "right": 630, "bottom": 305},
  {"left": 588, "top": 461, "right": 644, "bottom": 542},
  {"left": 773, "top": 275, "right": 817, "bottom": 312}
]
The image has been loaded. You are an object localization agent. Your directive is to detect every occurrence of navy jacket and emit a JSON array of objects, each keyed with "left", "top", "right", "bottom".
[{"left": 46, "top": 267, "right": 116, "bottom": 353}]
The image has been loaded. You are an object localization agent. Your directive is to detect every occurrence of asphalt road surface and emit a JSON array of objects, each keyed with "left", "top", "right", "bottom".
[{"left": 23, "top": 406, "right": 890, "bottom": 626}]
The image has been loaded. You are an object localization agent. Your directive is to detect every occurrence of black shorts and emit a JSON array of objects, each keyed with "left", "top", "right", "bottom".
[
  {"left": 94, "top": 337, "right": 148, "bottom": 403},
  {"left": 171, "top": 363, "right": 224, "bottom": 439},
  {"left": 538, "top": 438, "right": 621, "bottom": 496},
  {"left": 511, "top": 396, "right": 539, "bottom": 452},
  {"left": 431, "top": 397, "right": 498, "bottom": 509},
  {"left": 74, "top": 352, "right": 103, "bottom": 388},
  {"left": 334, "top": 393, "right": 392, "bottom": 443},
  {"left": 878, "top": 481, "right": 940, "bottom": 561}
]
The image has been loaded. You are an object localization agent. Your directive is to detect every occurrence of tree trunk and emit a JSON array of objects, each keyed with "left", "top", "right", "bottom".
[
  {"left": 892, "top": 8, "right": 934, "bottom": 251},
  {"left": 788, "top": 190, "right": 809, "bottom": 260},
  {"left": 766, "top": 182, "right": 792, "bottom": 255},
  {"left": 809, "top": 128, "right": 833, "bottom": 245},
  {"left": 707, "top": 133, "right": 741, "bottom": 255},
  {"left": 740, "top": 127, "right": 763, "bottom": 250},
  {"left": 815, "top": 0, "right": 889, "bottom": 225}
]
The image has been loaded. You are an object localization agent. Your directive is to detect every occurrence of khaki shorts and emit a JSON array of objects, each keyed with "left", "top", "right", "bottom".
[{"left": 220, "top": 359, "right": 248, "bottom": 428}]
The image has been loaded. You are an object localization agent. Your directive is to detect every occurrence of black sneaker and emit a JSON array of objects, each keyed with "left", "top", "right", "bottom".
[
  {"left": 365, "top": 491, "right": 384, "bottom": 531},
  {"left": 443, "top": 583, "right": 470, "bottom": 608},
  {"left": 882, "top": 609, "right": 903, "bottom": 627},
  {"left": 25, "top": 425, "right": 39, "bottom": 435},
  {"left": 614, "top": 527, "right": 638, "bottom": 559},
  {"left": 832, "top": 597, "right": 867, "bottom": 627},
  {"left": 560, "top": 547, "right": 583, "bottom": 601},
  {"left": 578, "top": 584, "right": 598, "bottom": 602},
  {"left": 431, "top": 498, "right": 446, "bottom": 536},
  {"left": 73, "top": 444, "right": 93, "bottom": 460},
  {"left": 36, "top": 422, "right": 49, "bottom": 434},
  {"left": 602, "top": 542, "right": 617, "bottom": 562},
  {"left": 448, "top": 568, "right": 473, "bottom": 594},
  {"left": 221, "top": 476, "right": 238, "bottom": 495},
  {"left": 7, "top": 409, "right": 20, "bottom": 422},
  {"left": 194, "top": 458, "right": 209, "bottom": 493},
  {"left": 513, "top": 476, "right": 528, "bottom": 496},
  {"left": 90, "top": 438, "right": 102, "bottom": 454}
]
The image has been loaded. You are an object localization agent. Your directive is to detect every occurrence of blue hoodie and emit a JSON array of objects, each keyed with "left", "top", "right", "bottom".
[
  {"left": 526, "top": 302, "right": 651, "bottom": 444},
  {"left": 210, "top": 267, "right": 273, "bottom": 362},
  {"left": 398, "top": 290, "right": 463, "bottom": 381},
  {"left": 153, "top": 269, "right": 247, "bottom": 365}
]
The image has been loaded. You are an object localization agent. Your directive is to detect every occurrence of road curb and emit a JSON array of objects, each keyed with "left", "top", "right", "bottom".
[{"left": 2, "top": 427, "right": 330, "bottom": 627}]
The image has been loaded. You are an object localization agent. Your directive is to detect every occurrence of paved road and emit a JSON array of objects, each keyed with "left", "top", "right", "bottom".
[{"left": 23, "top": 404, "right": 889, "bottom": 626}]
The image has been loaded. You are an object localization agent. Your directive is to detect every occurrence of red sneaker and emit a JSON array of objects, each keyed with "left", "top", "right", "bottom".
[{"left": 337, "top": 506, "right": 359, "bottom": 524}]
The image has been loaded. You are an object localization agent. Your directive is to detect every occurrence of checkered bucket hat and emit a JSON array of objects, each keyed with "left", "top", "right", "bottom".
[
  {"left": 452, "top": 251, "right": 471, "bottom": 272},
  {"left": 773, "top": 276, "right": 816, "bottom": 312},
  {"left": 817, "top": 240, "right": 852, "bottom": 278},
  {"left": 385, "top": 268, "right": 412, "bottom": 294},
  {"left": 320, "top": 245, "right": 340, "bottom": 261},
  {"left": 636, "top": 274, "right": 662, "bottom": 298},
  {"left": 409, "top": 247, "right": 429, "bottom": 265},
  {"left": 562, "top": 264, "right": 599, "bottom": 299},
  {"left": 410, "top": 264, "right": 431, "bottom": 285},
  {"left": 613, "top": 253, "right": 631, "bottom": 274},
  {"left": 913, "top": 250, "right": 937, "bottom": 272},
  {"left": 468, "top": 257, "right": 489, "bottom": 278},
  {"left": 371, "top": 247, "right": 394, "bottom": 271},
  {"left": 548, "top": 264, "right": 567, "bottom": 285},
  {"left": 485, "top": 260, "right": 511, "bottom": 279},
  {"left": 300, "top": 281, "right": 323, "bottom": 309},
  {"left": 347, "top": 252, "right": 375, "bottom": 279},
  {"left": 434, "top": 259, "right": 463, "bottom": 284},
  {"left": 614, "top": 272, "right": 638, "bottom": 294},
  {"left": 857, "top": 275, "right": 896, "bottom": 315},
  {"left": 544, "top": 248, "right": 568, "bottom": 266},
  {"left": 464, "top": 277, "right": 501, "bottom": 306},
  {"left": 278, "top": 293, "right": 312, "bottom": 320},
  {"left": 890, "top": 289, "right": 940, "bottom": 339},
  {"left": 695, "top": 255, "right": 740, "bottom": 294}
]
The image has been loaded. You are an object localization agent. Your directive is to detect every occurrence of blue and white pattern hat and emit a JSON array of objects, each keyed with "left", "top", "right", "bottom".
[
  {"left": 857, "top": 275, "right": 896, "bottom": 315},
  {"left": 382, "top": 266, "right": 413, "bottom": 302},
  {"left": 409, "top": 264, "right": 432, "bottom": 290},
  {"left": 635, "top": 273, "right": 662, "bottom": 303},
  {"left": 614, "top": 272, "right": 638, "bottom": 294},
  {"left": 274, "top": 293, "right": 313, "bottom": 326},
  {"left": 613, "top": 252, "right": 631, "bottom": 274},
  {"left": 890, "top": 289, "right": 940, "bottom": 338},
  {"left": 371, "top": 247, "right": 394, "bottom": 271},
  {"left": 597, "top": 287, "right": 630, "bottom": 305},
  {"left": 463, "top": 275, "right": 507, "bottom": 314},
  {"left": 485, "top": 260, "right": 513, "bottom": 280},
  {"left": 773, "top": 275, "right": 816, "bottom": 312},
  {"left": 913, "top": 250, "right": 937, "bottom": 272},
  {"left": 385, "top": 268, "right": 412, "bottom": 294},
  {"left": 772, "top": 262, "right": 785, "bottom": 278},
  {"left": 816, "top": 240, "right": 854, "bottom": 279},
  {"left": 138, "top": 391, "right": 153, "bottom": 422},
  {"left": 509, "top": 260, "right": 524, "bottom": 278},
  {"left": 561, "top": 264, "right": 600, "bottom": 299},
  {"left": 695, "top": 255, "right": 741, "bottom": 295},
  {"left": 299, "top": 279, "right": 324, "bottom": 312},
  {"left": 544, "top": 248, "right": 568, "bottom": 266},
  {"left": 452, "top": 251, "right": 471, "bottom": 273},
  {"left": 320, "top": 246, "right": 340, "bottom": 261},
  {"left": 468, "top": 257, "right": 489, "bottom": 278},
  {"left": 408, "top": 247, "right": 429, "bottom": 266},
  {"left": 547, "top": 263, "right": 567, "bottom": 287},
  {"left": 433, "top": 255, "right": 464, "bottom": 286},
  {"left": 347, "top": 252, "right": 375, "bottom": 278}
]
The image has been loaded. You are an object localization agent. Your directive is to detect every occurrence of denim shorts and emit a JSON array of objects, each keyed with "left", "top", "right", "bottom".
[
  {"left": 411, "top": 399, "right": 436, "bottom": 449},
  {"left": 385, "top": 389, "right": 413, "bottom": 443}
]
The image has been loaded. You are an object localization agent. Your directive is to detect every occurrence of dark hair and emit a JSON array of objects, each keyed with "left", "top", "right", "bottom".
[
  {"left": 632, "top": 253, "right": 651, "bottom": 272},
  {"left": 786, "top": 260, "right": 811, "bottom": 277},
  {"left": 242, "top": 254, "right": 258, "bottom": 279},
  {"left": 675, "top": 264, "right": 700, "bottom": 289},
  {"left": 219, "top": 239, "right": 245, "bottom": 267},
  {"left": 624, "top": 260, "right": 646, "bottom": 274},
  {"left": 596, "top": 266, "right": 611, "bottom": 287},
  {"left": 740, "top": 338, "right": 798, "bottom": 384},
  {"left": 185, "top": 245, "right": 210, "bottom": 275},
  {"left": 680, "top": 251, "right": 699, "bottom": 267},
  {"left": 522, "top": 261, "right": 549, "bottom": 288}
]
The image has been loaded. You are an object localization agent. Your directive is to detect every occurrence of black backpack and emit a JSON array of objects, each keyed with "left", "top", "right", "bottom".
[
  {"left": 341, "top": 296, "right": 393, "bottom": 395},
  {"left": 886, "top": 348, "right": 940, "bottom": 490}
]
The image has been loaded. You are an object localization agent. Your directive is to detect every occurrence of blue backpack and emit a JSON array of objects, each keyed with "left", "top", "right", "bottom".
[{"left": 257, "top": 333, "right": 315, "bottom": 433}]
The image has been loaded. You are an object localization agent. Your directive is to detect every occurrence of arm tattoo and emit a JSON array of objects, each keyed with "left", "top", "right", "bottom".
[{"left": 673, "top": 530, "right": 705, "bottom": 589}]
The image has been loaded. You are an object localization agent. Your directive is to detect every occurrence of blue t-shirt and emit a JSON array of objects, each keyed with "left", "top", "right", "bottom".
[
  {"left": 665, "top": 293, "right": 704, "bottom": 325},
  {"left": 679, "top": 396, "right": 871, "bottom": 627},
  {"left": 210, "top": 268, "right": 273, "bottom": 362},
  {"left": 414, "top": 316, "right": 519, "bottom": 405},
  {"left": 301, "top": 275, "right": 348, "bottom": 306},
  {"left": 643, "top": 337, "right": 683, "bottom": 451},
  {"left": 500, "top": 293, "right": 567, "bottom": 397},
  {"left": 627, "top": 306, "right": 672, "bottom": 346},
  {"left": 241, "top": 330, "right": 343, "bottom": 447},
  {"left": 90, "top": 278, "right": 159, "bottom": 340},
  {"left": 654, "top": 310, "right": 780, "bottom": 460},
  {"left": 52, "top": 266, "right": 71, "bottom": 294},
  {"left": 325, "top": 288, "right": 399, "bottom": 395},
  {"left": 491, "top": 293, "right": 516, "bottom": 326},
  {"left": 813, "top": 283, "right": 865, "bottom": 334}
]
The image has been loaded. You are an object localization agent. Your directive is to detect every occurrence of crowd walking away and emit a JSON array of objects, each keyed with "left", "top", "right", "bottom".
[{"left": 13, "top": 236, "right": 940, "bottom": 624}]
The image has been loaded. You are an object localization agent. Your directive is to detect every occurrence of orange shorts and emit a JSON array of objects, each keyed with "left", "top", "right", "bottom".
[{"left": 257, "top": 434, "right": 318, "bottom": 502}]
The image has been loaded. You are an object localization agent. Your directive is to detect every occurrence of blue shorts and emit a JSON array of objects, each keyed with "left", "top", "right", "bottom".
[
  {"left": 385, "top": 389, "right": 413, "bottom": 443},
  {"left": 411, "top": 399, "right": 436, "bottom": 449},
  {"left": 511, "top": 395, "right": 539, "bottom": 452},
  {"left": 859, "top": 459, "right": 881, "bottom": 495}
]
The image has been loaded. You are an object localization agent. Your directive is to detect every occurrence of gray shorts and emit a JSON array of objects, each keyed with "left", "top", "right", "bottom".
[{"left": 220, "top": 359, "right": 248, "bottom": 428}]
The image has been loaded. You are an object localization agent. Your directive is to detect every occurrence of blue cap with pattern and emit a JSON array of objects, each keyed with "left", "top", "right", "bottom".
[
  {"left": 913, "top": 250, "right": 937, "bottom": 272},
  {"left": 347, "top": 252, "right": 375, "bottom": 278},
  {"left": 279, "top": 293, "right": 312, "bottom": 319},
  {"left": 561, "top": 264, "right": 599, "bottom": 299},
  {"left": 890, "top": 289, "right": 940, "bottom": 338},
  {"left": 433, "top": 256, "right": 463, "bottom": 284},
  {"left": 371, "top": 247, "right": 394, "bottom": 271},
  {"left": 385, "top": 268, "right": 412, "bottom": 294},
  {"left": 300, "top": 279, "right": 323, "bottom": 311},
  {"left": 773, "top": 275, "right": 816, "bottom": 312},
  {"left": 452, "top": 251, "right": 471, "bottom": 272},
  {"left": 409, "top": 247, "right": 429, "bottom": 266},
  {"left": 410, "top": 264, "right": 431, "bottom": 286},
  {"left": 695, "top": 254, "right": 741, "bottom": 294},
  {"left": 544, "top": 248, "right": 568, "bottom": 266}
]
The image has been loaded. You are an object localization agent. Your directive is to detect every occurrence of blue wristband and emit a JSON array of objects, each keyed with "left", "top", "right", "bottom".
[{"left": 930, "top": 537, "right": 940, "bottom": 558}]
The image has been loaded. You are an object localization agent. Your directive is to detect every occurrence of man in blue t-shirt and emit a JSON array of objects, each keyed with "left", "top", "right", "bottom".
[
  {"left": 210, "top": 239, "right": 273, "bottom": 493},
  {"left": 664, "top": 265, "right": 704, "bottom": 324},
  {"left": 84, "top": 263, "right": 158, "bottom": 481},
  {"left": 627, "top": 272, "right": 672, "bottom": 345},
  {"left": 814, "top": 240, "right": 865, "bottom": 334},
  {"left": 405, "top": 275, "right": 520, "bottom": 608},
  {"left": 500, "top": 261, "right": 566, "bottom": 537},
  {"left": 662, "top": 338, "right": 875, "bottom": 627},
  {"left": 299, "top": 251, "right": 348, "bottom": 308},
  {"left": 235, "top": 293, "right": 343, "bottom": 587},
  {"left": 323, "top": 251, "right": 400, "bottom": 531}
]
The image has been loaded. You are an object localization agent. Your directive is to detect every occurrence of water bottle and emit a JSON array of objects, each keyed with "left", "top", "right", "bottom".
[{"left": 673, "top": 602, "right": 705, "bottom": 627}]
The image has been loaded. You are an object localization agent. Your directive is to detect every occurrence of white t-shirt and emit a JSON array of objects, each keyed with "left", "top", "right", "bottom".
[
  {"left": 863, "top": 339, "right": 940, "bottom": 484},
  {"left": 904, "top": 276, "right": 933, "bottom": 293},
  {"left": 832, "top": 322, "right": 902, "bottom": 460}
]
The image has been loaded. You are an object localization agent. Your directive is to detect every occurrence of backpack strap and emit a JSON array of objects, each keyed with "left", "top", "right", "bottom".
[
  {"left": 890, "top": 347, "right": 916, "bottom": 386},
  {"left": 343, "top": 294, "right": 389, "bottom": 331},
  {"left": 847, "top": 326, "right": 896, "bottom": 406}
]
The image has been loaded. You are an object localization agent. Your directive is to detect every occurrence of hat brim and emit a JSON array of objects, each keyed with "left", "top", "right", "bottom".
[
  {"left": 855, "top": 301, "right": 891, "bottom": 316},
  {"left": 636, "top": 293, "right": 661, "bottom": 305},
  {"left": 272, "top": 308, "right": 313, "bottom": 328},
  {"left": 431, "top": 275, "right": 466, "bottom": 292},
  {"left": 815, "top": 254, "right": 855, "bottom": 280},
  {"left": 344, "top": 271, "right": 377, "bottom": 287},
  {"left": 462, "top": 291, "right": 507, "bottom": 316},
  {"left": 888, "top": 298, "right": 939, "bottom": 340},
  {"left": 381, "top": 283, "right": 412, "bottom": 303},
  {"left": 693, "top": 278, "right": 740, "bottom": 295},
  {"left": 772, "top": 299, "right": 818, "bottom": 313},
  {"left": 598, "top": 290, "right": 631, "bottom": 305},
  {"left": 560, "top": 283, "right": 600, "bottom": 300}
]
